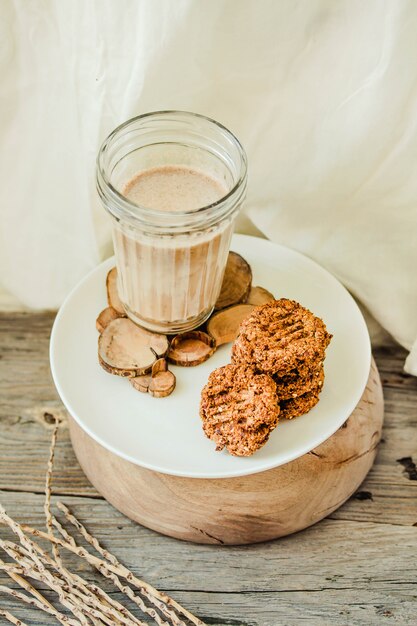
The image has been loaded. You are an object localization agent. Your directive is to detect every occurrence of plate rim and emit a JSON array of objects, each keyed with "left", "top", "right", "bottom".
[{"left": 50, "top": 234, "right": 371, "bottom": 479}]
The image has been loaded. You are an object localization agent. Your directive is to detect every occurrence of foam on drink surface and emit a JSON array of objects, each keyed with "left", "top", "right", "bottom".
[{"left": 123, "top": 165, "right": 227, "bottom": 212}]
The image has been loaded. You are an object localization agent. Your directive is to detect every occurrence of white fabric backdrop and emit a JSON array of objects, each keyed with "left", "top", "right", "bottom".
[{"left": 1, "top": 0, "right": 417, "bottom": 373}]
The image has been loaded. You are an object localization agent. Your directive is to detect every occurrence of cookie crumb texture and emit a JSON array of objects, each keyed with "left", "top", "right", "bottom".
[
  {"left": 200, "top": 364, "right": 279, "bottom": 456},
  {"left": 280, "top": 389, "right": 321, "bottom": 420},
  {"left": 273, "top": 365, "right": 325, "bottom": 401},
  {"left": 232, "top": 298, "right": 332, "bottom": 376}
]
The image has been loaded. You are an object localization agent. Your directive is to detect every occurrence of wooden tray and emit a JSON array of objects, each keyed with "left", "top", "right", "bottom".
[{"left": 69, "top": 359, "right": 383, "bottom": 545}]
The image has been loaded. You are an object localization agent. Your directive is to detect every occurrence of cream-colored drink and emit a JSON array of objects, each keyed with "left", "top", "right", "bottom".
[
  {"left": 113, "top": 165, "right": 232, "bottom": 332},
  {"left": 123, "top": 165, "right": 226, "bottom": 212}
]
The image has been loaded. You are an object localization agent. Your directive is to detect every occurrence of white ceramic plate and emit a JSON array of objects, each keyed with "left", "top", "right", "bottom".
[{"left": 50, "top": 234, "right": 371, "bottom": 479}]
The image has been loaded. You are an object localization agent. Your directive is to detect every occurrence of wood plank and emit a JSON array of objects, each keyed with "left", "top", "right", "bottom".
[
  {"left": 0, "top": 312, "right": 97, "bottom": 497},
  {"left": 330, "top": 347, "right": 417, "bottom": 526},
  {"left": 0, "top": 313, "right": 416, "bottom": 624},
  {"left": 0, "top": 491, "right": 415, "bottom": 625},
  {"left": 1, "top": 314, "right": 416, "bottom": 526},
  {"left": 2, "top": 589, "right": 417, "bottom": 626}
]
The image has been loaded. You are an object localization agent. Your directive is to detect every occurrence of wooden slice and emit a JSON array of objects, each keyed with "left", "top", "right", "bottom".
[
  {"left": 98, "top": 318, "right": 169, "bottom": 377},
  {"left": 207, "top": 304, "right": 255, "bottom": 346},
  {"left": 130, "top": 359, "right": 176, "bottom": 398},
  {"left": 246, "top": 286, "right": 275, "bottom": 306},
  {"left": 129, "top": 374, "right": 152, "bottom": 393},
  {"left": 168, "top": 331, "right": 216, "bottom": 367},
  {"left": 96, "top": 307, "right": 123, "bottom": 333},
  {"left": 70, "top": 359, "right": 383, "bottom": 545},
  {"left": 106, "top": 268, "right": 125, "bottom": 315},
  {"left": 149, "top": 370, "right": 176, "bottom": 398},
  {"left": 214, "top": 252, "right": 252, "bottom": 310}
]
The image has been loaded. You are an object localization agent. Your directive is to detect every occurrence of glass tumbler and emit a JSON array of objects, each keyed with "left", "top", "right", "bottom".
[{"left": 96, "top": 111, "right": 247, "bottom": 334}]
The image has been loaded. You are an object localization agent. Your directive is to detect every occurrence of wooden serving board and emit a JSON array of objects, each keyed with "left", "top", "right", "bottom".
[{"left": 69, "top": 359, "right": 383, "bottom": 545}]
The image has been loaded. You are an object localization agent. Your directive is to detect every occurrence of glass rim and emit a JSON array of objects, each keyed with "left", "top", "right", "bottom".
[{"left": 96, "top": 110, "right": 248, "bottom": 221}]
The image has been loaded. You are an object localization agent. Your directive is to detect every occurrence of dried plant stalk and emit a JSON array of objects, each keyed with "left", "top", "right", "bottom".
[
  {"left": 3, "top": 512, "right": 141, "bottom": 626},
  {"left": 3, "top": 555, "right": 100, "bottom": 626},
  {"left": 52, "top": 516, "right": 76, "bottom": 547},
  {"left": 57, "top": 503, "right": 116, "bottom": 565},
  {"left": 0, "top": 562, "right": 25, "bottom": 575},
  {"left": 1, "top": 560, "right": 55, "bottom": 612},
  {"left": 77, "top": 558, "right": 166, "bottom": 626},
  {"left": 2, "top": 570, "right": 80, "bottom": 626},
  {"left": 50, "top": 520, "right": 148, "bottom": 626},
  {"left": 50, "top": 518, "right": 170, "bottom": 626},
  {"left": 27, "top": 536, "right": 129, "bottom": 626},
  {"left": 75, "top": 579, "right": 142, "bottom": 626},
  {"left": 0, "top": 608, "right": 29, "bottom": 626},
  {"left": 0, "top": 538, "right": 89, "bottom": 626},
  {"left": 0, "top": 584, "right": 82, "bottom": 626},
  {"left": 50, "top": 518, "right": 144, "bottom": 626},
  {"left": 2, "top": 537, "right": 140, "bottom": 626},
  {"left": 56, "top": 504, "right": 173, "bottom": 623},
  {"left": 1, "top": 517, "right": 161, "bottom": 626},
  {"left": 56, "top": 503, "right": 200, "bottom": 626},
  {"left": 52, "top": 517, "right": 144, "bottom": 626},
  {"left": 0, "top": 417, "right": 206, "bottom": 626},
  {"left": 44, "top": 419, "right": 60, "bottom": 564},
  {"left": 41, "top": 419, "right": 123, "bottom": 625},
  {"left": 15, "top": 522, "right": 191, "bottom": 626}
]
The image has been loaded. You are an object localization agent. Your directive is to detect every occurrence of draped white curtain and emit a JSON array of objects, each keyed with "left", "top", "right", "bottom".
[{"left": 1, "top": 0, "right": 417, "bottom": 373}]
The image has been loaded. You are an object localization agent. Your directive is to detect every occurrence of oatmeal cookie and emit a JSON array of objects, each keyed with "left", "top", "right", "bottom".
[
  {"left": 274, "top": 365, "right": 325, "bottom": 401},
  {"left": 200, "top": 363, "right": 279, "bottom": 456},
  {"left": 232, "top": 298, "right": 332, "bottom": 376},
  {"left": 279, "top": 388, "right": 321, "bottom": 420},
  {"left": 208, "top": 421, "right": 274, "bottom": 457}
]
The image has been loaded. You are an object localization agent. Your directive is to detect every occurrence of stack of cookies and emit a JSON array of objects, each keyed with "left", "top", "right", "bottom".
[
  {"left": 232, "top": 298, "right": 332, "bottom": 420},
  {"left": 200, "top": 298, "right": 332, "bottom": 456}
]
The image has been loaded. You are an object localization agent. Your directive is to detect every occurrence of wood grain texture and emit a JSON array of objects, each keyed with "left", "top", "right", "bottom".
[
  {"left": 0, "top": 491, "right": 416, "bottom": 625},
  {"left": 68, "top": 360, "right": 383, "bottom": 544},
  {"left": 0, "top": 313, "right": 416, "bottom": 625},
  {"left": 0, "top": 313, "right": 98, "bottom": 497}
]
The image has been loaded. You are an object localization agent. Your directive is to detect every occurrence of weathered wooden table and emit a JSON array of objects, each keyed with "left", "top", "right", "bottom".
[{"left": 0, "top": 312, "right": 416, "bottom": 625}]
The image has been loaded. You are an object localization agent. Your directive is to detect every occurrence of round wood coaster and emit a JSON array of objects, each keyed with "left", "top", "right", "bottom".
[{"left": 69, "top": 359, "right": 383, "bottom": 545}]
